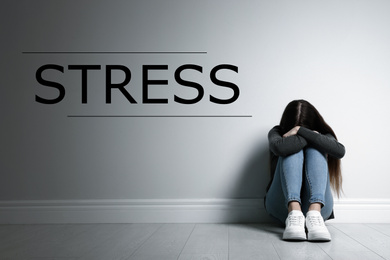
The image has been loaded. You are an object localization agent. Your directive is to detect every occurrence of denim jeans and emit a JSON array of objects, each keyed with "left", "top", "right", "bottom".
[{"left": 265, "top": 147, "right": 333, "bottom": 224}]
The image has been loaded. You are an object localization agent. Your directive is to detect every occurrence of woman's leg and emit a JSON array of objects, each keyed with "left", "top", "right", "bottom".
[
  {"left": 265, "top": 150, "right": 304, "bottom": 224},
  {"left": 300, "top": 147, "right": 334, "bottom": 219},
  {"left": 300, "top": 147, "right": 333, "bottom": 241},
  {"left": 265, "top": 150, "right": 307, "bottom": 240}
]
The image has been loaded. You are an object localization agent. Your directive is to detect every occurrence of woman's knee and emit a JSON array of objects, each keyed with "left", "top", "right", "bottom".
[
  {"left": 304, "top": 147, "right": 326, "bottom": 159},
  {"left": 304, "top": 148, "right": 328, "bottom": 169},
  {"left": 282, "top": 149, "right": 304, "bottom": 163}
]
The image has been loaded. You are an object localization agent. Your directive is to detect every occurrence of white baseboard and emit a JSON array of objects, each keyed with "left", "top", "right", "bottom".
[
  {"left": 331, "top": 198, "right": 390, "bottom": 223},
  {"left": 0, "top": 198, "right": 389, "bottom": 224},
  {"left": 0, "top": 199, "right": 269, "bottom": 224}
]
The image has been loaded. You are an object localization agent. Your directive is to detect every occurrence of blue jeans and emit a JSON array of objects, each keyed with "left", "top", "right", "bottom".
[{"left": 265, "top": 148, "right": 333, "bottom": 224}]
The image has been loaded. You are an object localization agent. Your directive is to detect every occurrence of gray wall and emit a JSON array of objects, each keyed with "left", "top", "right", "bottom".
[{"left": 2, "top": 1, "right": 390, "bottom": 207}]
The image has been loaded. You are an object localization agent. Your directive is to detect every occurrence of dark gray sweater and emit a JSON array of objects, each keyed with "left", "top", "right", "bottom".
[{"left": 267, "top": 125, "right": 346, "bottom": 187}]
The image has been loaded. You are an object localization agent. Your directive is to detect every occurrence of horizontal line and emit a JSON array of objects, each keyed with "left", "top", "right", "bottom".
[
  {"left": 22, "top": 51, "right": 207, "bottom": 54},
  {"left": 68, "top": 115, "right": 252, "bottom": 118},
  {"left": 0, "top": 198, "right": 263, "bottom": 207}
]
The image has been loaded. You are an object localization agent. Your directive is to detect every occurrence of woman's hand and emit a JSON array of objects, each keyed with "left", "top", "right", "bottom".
[{"left": 283, "top": 126, "right": 301, "bottom": 138}]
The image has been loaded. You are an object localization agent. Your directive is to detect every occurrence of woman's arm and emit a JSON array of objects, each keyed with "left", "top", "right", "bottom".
[
  {"left": 297, "top": 127, "right": 346, "bottom": 159},
  {"left": 268, "top": 126, "right": 307, "bottom": 157}
]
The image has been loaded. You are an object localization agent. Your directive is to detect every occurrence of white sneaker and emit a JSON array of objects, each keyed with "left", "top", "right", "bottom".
[
  {"left": 306, "top": 210, "right": 331, "bottom": 241},
  {"left": 283, "top": 210, "right": 307, "bottom": 240}
]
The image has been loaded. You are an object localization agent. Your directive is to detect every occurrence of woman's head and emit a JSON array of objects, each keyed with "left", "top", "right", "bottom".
[
  {"left": 279, "top": 99, "right": 343, "bottom": 196},
  {"left": 279, "top": 99, "right": 336, "bottom": 138}
]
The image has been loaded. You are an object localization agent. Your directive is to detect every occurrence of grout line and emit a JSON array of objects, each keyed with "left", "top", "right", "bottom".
[
  {"left": 78, "top": 224, "right": 125, "bottom": 258},
  {"left": 314, "top": 235, "right": 335, "bottom": 260},
  {"left": 271, "top": 242, "right": 282, "bottom": 260},
  {"left": 176, "top": 223, "right": 197, "bottom": 259},
  {"left": 227, "top": 224, "right": 230, "bottom": 260},
  {"left": 127, "top": 223, "right": 164, "bottom": 259},
  {"left": 331, "top": 224, "right": 387, "bottom": 260},
  {"left": 364, "top": 223, "right": 390, "bottom": 238}
]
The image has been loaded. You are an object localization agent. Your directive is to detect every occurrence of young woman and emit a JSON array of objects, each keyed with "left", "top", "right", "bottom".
[{"left": 264, "top": 100, "right": 345, "bottom": 241}]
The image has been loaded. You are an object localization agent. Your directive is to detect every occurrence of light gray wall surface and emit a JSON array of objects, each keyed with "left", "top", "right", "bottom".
[{"left": 1, "top": 0, "right": 390, "bottom": 203}]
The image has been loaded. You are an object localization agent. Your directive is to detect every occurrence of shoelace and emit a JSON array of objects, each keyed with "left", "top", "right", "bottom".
[
  {"left": 287, "top": 215, "right": 304, "bottom": 227},
  {"left": 308, "top": 215, "right": 325, "bottom": 227}
]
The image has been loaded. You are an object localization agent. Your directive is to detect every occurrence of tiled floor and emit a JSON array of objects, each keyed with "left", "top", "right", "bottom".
[{"left": 1, "top": 223, "right": 390, "bottom": 259}]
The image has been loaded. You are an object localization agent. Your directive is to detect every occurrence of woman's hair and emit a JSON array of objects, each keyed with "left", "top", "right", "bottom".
[{"left": 279, "top": 99, "right": 343, "bottom": 197}]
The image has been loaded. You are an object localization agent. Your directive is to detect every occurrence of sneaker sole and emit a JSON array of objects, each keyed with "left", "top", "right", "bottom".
[
  {"left": 307, "top": 231, "right": 331, "bottom": 241},
  {"left": 283, "top": 231, "right": 307, "bottom": 241}
]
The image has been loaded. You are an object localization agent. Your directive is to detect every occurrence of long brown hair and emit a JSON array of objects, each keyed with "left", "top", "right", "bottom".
[{"left": 279, "top": 99, "right": 343, "bottom": 197}]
